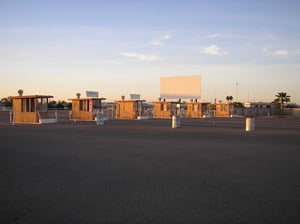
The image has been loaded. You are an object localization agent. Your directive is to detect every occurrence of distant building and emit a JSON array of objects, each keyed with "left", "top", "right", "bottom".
[
  {"left": 242, "top": 102, "right": 280, "bottom": 117},
  {"left": 69, "top": 95, "right": 106, "bottom": 121},
  {"left": 243, "top": 102, "right": 277, "bottom": 109},
  {"left": 9, "top": 94, "right": 56, "bottom": 124}
]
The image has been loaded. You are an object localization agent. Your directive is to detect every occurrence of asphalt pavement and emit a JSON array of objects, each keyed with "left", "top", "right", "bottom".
[{"left": 1, "top": 115, "right": 300, "bottom": 223}]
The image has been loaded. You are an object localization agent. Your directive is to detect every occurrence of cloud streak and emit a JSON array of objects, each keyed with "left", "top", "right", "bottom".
[
  {"left": 262, "top": 47, "right": 289, "bottom": 56},
  {"left": 120, "top": 52, "right": 163, "bottom": 61},
  {"left": 207, "top": 33, "right": 220, "bottom": 38},
  {"left": 151, "top": 34, "right": 172, "bottom": 46},
  {"left": 199, "top": 45, "right": 228, "bottom": 55}
]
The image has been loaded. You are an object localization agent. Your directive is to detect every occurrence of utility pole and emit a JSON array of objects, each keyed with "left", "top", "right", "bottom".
[{"left": 235, "top": 82, "right": 238, "bottom": 101}]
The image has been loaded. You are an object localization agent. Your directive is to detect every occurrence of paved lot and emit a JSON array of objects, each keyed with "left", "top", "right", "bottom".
[{"left": 1, "top": 113, "right": 300, "bottom": 223}]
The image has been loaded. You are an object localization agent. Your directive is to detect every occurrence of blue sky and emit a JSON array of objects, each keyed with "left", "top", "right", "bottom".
[{"left": 1, "top": 0, "right": 299, "bottom": 103}]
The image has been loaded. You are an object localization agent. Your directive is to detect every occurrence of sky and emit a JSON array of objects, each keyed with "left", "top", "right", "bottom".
[{"left": 0, "top": 0, "right": 299, "bottom": 103}]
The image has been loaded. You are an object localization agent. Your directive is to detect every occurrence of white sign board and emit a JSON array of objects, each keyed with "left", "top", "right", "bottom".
[
  {"left": 130, "top": 94, "right": 141, "bottom": 100},
  {"left": 160, "top": 75, "right": 201, "bottom": 99},
  {"left": 86, "top": 91, "right": 99, "bottom": 98}
]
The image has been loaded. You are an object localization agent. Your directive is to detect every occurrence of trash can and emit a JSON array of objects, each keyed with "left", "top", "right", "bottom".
[
  {"left": 245, "top": 117, "right": 255, "bottom": 131},
  {"left": 172, "top": 115, "right": 180, "bottom": 128}
]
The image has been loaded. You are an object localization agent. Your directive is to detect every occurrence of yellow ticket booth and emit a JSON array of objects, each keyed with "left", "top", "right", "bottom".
[
  {"left": 9, "top": 93, "right": 55, "bottom": 124},
  {"left": 116, "top": 99, "right": 145, "bottom": 119},
  {"left": 215, "top": 103, "right": 234, "bottom": 117},
  {"left": 69, "top": 95, "right": 106, "bottom": 121},
  {"left": 186, "top": 102, "right": 210, "bottom": 118},
  {"left": 153, "top": 100, "right": 181, "bottom": 118}
]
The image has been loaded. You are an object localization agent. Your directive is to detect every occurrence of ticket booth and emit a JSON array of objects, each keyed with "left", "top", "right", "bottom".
[
  {"left": 153, "top": 100, "right": 181, "bottom": 118},
  {"left": 116, "top": 99, "right": 145, "bottom": 119},
  {"left": 69, "top": 96, "right": 106, "bottom": 121},
  {"left": 215, "top": 103, "right": 235, "bottom": 117},
  {"left": 186, "top": 102, "right": 210, "bottom": 118},
  {"left": 9, "top": 94, "right": 56, "bottom": 124}
]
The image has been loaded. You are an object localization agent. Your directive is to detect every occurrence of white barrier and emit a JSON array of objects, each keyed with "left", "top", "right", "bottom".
[
  {"left": 172, "top": 115, "right": 181, "bottom": 128},
  {"left": 245, "top": 117, "right": 255, "bottom": 131},
  {"left": 39, "top": 118, "right": 57, "bottom": 124},
  {"left": 137, "top": 115, "right": 150, "bottom": 120},
  {"left": 96, "top": 112, "right": 104, "bottom": 125},
  {"left": 38, "top": 111, "right": 57, "bottom": 124}
]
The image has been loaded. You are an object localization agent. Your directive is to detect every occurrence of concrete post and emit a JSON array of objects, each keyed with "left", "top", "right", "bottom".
[{"left": 245, "top": 117, "right": 255, "bottom": 131}]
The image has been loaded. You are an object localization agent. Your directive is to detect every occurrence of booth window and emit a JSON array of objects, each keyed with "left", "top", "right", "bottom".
[
  {"left": 92, "top": 99, "right": 101, "bottom": 109},
  {"left": 37, "top": 98, "right": 48, "bottom": 112},
  {"left": 193, "top": 104, "right": 199, "bottom": 111},
  {"left": 21, "top": 98, "right": 35, "bottom": 112},
  {"left": 221, "top": 104, "right": 226, "bottom": 111},
  {"left": 171, "top": 103, "right": 177, "bottom": 112},
  {"left": 161, "top": 103, "right": 170, "bottom": 111},
  {"left": 160, "top": 103, "right": 164, "bottom": 111},
  {"left": 136, "top": 101, "right": 142, "bottom": 111},
  {"left": 80, "top": 100, "right": 89, "bottom": 111}
]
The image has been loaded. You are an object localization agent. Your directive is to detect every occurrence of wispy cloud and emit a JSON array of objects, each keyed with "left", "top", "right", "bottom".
[
  {"left": 262, "top": 47, "right": 289, "bottom": 56},
  {"left": 262, "top": 47, "right": 269, "bottom": 54},
  {"left": 120, "top": 52, "right": 163, "bottom": 61},
  {"left": 199, "top": 45, "right": 228, "bottom": 55},
  {"left": 273, "top": 50, "right": 289, "bottom": 56},
  {"left": 150, "top": 34, "right": 172, "bottom": 46},
  {"left": 207, "top": 33, "right": 220, "bottom": 38}
]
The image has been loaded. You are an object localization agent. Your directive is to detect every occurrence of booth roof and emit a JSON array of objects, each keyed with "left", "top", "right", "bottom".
[
  {"left": 9, "top": 95, "right": 53, "bottom": 99},
  {"left": 68, "top": 97, "right": 106, "bottom": 101},
  {"left": 115, "top": 99, "right": 145, "bottom": 102}
]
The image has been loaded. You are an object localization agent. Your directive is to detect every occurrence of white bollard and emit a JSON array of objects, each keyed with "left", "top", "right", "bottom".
[
  {"left": 172, "top": 115, "right": 181, "bottom": 128},
  {"left": 245, "top": 117, "right": 255, "bottom": 131},
  {"left": 96, "top": 112, "right": 104, "bottom": 125}
]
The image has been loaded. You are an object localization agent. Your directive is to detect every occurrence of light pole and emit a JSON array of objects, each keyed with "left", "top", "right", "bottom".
[{"left": 235, "top": 82, "right": 238, "bottom": 101}]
